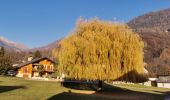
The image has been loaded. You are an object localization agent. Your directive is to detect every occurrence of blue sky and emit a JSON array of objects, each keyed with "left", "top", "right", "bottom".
[{"left": 0, "top": 0, "right": 170, "bottom": 48}]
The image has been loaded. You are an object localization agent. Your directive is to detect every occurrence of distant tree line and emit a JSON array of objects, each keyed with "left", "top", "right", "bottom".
[{"left": 33, "top": 50, "right": 42, "bottom": 59}]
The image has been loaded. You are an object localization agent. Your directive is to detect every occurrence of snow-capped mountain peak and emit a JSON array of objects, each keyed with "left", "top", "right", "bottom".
[{"left": 0, "top": 36, "right": 28, "bottom": 51}]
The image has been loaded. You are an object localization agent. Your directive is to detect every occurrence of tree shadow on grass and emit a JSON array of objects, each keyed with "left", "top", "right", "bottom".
[
  {"left": 48, "top": 70, "right": 170, "bottom": 100},
  {"left": 101, "top": 83, "right": 170, "bottom": 100},
  {"left": 48, "top": 83, "right": 170, "bottom": 100},
  {"left": 0, "top": 86, "right": 25, "bottom": 93},
  {"left": 48, "top": 91, "right": 113, "bottom": 100}
]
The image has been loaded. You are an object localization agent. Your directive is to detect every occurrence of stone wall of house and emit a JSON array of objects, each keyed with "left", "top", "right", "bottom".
[{"left": 158, "top": 83, "right": 170, "bottom": 88}]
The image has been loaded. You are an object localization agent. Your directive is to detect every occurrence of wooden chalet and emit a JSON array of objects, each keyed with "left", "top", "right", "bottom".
[{"left": 16, "top": 57, "right": 55, "bottom": 78}]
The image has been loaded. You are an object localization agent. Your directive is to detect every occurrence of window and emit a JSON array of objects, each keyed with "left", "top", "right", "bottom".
[
  {"left": 51, "top": 65, "right": 53, "bottom": 71},
  {"left": 23, "top": 67, "right": 29, "bottom": 73},
  {"left": 46, "top": 65, "right": 49, "bottom": 71},
  {"left": 50, "top": 65, "right": 53, "bottom": 71},
  {"left": 44, "top": 65, "right": 47, "bottom": 70}
]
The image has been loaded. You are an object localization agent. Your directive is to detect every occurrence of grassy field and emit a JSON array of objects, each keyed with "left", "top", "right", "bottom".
[{"left": 0, "top": 76, "right": 170, "bottom": 100}]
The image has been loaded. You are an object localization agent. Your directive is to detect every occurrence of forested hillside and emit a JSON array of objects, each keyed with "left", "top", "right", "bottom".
[{"left": 128, "top": 8, "right": 170, "bottom": 76}]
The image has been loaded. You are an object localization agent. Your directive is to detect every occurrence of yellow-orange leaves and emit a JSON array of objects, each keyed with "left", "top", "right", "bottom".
[{"left": 54, "top": 18, "right": 145, "bottom": 82}]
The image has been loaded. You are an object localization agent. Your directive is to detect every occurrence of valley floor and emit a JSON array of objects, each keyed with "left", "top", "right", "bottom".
[{"left": 0, "top": 76, "right": 170, "bottom": 100}]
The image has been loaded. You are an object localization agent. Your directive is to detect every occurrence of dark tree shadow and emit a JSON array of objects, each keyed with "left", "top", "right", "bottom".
[
  {"left": 48, "top": 92, "right": 113, "bottom": 100},
  {"left": 48, "top": 70, "right": 170, "bottom": 100},
  {"left": 48, "top": 83, "right": 170, "bottom": 100},
  {"left": 0, "top": 86, "right": 25, "bottom": 93},
  {"left": 112, "top": 70, "right": 148, "bottom": 83}
]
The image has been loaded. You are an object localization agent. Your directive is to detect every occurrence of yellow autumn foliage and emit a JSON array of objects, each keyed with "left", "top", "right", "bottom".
[{"left": 53, "top": 18, "right": 145, "bottom": 82}]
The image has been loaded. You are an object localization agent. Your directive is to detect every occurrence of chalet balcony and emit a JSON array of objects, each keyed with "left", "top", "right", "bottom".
[{"left": 32, "top": 64, "right": 54, "bottom": 72}]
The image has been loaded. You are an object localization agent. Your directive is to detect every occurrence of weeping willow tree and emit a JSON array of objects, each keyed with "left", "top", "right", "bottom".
[{"left": 53, "top": 18, "right": 145, "bottom": 83}]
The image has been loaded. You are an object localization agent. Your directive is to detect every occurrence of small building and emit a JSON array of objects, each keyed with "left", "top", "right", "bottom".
[
  {"left": 157, "top": 75, "right": 170, "bottom": 88},
  {"left": 16, "top": 57, "right": 55, "bottom": 78}
]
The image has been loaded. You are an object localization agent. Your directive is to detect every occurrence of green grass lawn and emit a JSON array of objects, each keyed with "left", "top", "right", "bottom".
[{"left": 0, "top": 76, "right": 170, "bottom": 100}]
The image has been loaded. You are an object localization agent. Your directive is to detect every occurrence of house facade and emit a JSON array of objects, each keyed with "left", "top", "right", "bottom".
[
  {"left": 157, "top": 75, "right": 170, "bottom": 88},
  {"left": 16, "top": 57, "right": 55, "bottom": 78}
]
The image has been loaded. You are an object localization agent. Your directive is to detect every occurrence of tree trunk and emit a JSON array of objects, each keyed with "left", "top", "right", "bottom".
[{"left": 98, "top": 80, "right": 103, "bottom": 91}]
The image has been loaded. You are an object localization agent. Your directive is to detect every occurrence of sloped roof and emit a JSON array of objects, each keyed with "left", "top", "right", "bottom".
[{"left": 17, "top": 57, "right": 55, "bottom": 68}]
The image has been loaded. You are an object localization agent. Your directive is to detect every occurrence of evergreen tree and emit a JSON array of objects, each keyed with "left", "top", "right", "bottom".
[
  {"left": 0, "top": 46, "right": 5, "bottom": 57},
  {"left": 33, "top": 50, "right": 42, "bottom": 59},
  {"left": 53, "top": 18, "right": 145, "bottom": 83},
  {"left": 0, "top": 56, "right": 12, "bottom": 75},
  {"left": 0, "top": 47, "right": 12, "bottom": 75}
]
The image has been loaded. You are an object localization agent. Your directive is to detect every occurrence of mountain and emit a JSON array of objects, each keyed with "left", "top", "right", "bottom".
[
  {"left": 0, "top": 36, "right": 59, "bottom": 59},
  {"left": 0, "top": 36, "right": 28, "bottom": 51},
  {"left": 128, "top": 8, "right": 170, "bottom": 33},
  {"left": 128, "top": 8, "right": 170, "bottom": 76},
  {"left": 32, "top": 40, "right": 60, "bottom": 51},
  {"left": 30, "top": 40, "right": 60, "bottom": 58}
]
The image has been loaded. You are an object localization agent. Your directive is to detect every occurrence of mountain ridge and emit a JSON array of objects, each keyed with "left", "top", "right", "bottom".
[
  {"left": 0, "top": 36, "right": 28, "bottom": 51},
  {"left": 2, "top": 7, "right": 170, "bottom": 75},
  {"left": 31, "top": 40, "right": 60, "bottom": 51},
  {"left": 128, "top": 8, "right": 170, "bottom": 75}
]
